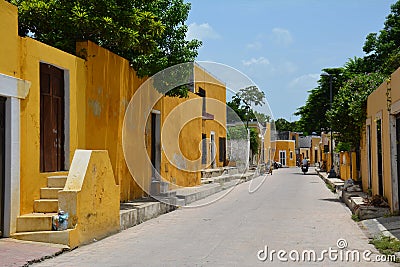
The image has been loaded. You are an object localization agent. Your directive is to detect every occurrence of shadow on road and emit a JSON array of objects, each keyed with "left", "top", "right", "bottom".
[{"left": 319, "top": 198, "right": 341, "bottom": 203}]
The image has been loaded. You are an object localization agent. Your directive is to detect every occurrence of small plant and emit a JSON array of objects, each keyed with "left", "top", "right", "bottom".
[
  {"left": 370, "top": 235, "right": 400, "bottom": 262},
  {"left": 351, "top": 214, "right": 360, "bottom": 222},
  {"left": 325, "top": 182, "right": 336, "bottom": 193}
]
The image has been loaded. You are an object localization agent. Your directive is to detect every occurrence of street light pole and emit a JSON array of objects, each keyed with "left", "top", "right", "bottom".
[{"left": 322, "top": 72, "right": 336, "bottom": 178}]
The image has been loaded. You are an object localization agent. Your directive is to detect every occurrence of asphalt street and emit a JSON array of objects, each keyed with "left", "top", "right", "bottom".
[{"left": 34, "top": 167, "right": 396, "bottom": 266}]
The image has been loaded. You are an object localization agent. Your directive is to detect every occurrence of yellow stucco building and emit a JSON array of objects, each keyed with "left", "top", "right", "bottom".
[
  {"left": 272, "top": 140, "right": 296, "bottom": 167},
  {"left": 0, "top": 0, "right": 227, "bottom": 244},
  {"left": 360, "top": 67, "right": 400, "bottom": 212}
]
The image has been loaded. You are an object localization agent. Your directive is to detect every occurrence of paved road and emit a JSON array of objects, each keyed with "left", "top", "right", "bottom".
[{"left": 35, "top": 168, "right": 396, "bottom": 266}]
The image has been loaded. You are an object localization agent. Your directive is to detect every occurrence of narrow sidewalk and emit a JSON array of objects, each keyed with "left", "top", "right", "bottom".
[
  {"left": 316, "top": 169, "right": 400, "bottom": 242},
  {"left": 0, "top": 238, "right": 67, "bottom": 267}
]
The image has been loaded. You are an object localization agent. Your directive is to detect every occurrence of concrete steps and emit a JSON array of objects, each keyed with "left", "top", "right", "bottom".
[
  {"left": 11, "top": 229, "right": 76, "bottom": 246},
  {"left": 13, "top": 175, "right": 72, "bottom": 246},
  {"left": 40, "top": 187, "right": 63, "bottom": 199},
  {"left": 47, "top": 176, "right": 67, "bottom": 188},
  {"left": 33, "top": 199, "right": 59, "bottom": 213},
  {"left": 16, "top": 213, "right": 56, "bottom": 232}
]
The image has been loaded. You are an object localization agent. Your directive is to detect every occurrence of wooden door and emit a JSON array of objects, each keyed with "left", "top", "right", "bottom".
[{"left": 40, "top": 63, "right": 65, "bottom": 172}]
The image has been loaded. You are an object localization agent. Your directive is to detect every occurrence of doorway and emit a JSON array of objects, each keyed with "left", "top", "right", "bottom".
[
  {"left": 151, "top": 112, "right": 161, "bottom": 177},
  {"left": 40, "top": 63, "right": 65, "bottom": 172},
  {"left": 396, "top": 115, "right": 400, "bottom": 206},
  {"left": 377, "top": 119, "right": 383, "bottom": 196},
  {"left": 279, "top": 150, "right": 286, "bottom": 166},
  {"left": 367, "top": 124, "right": 372, "bottom": 189},
  {"left": 0, "top": 97, "right": 5, "bottom": 237},
  {"left": 210, "top": 132, "right": 216, "bottom": 168}
]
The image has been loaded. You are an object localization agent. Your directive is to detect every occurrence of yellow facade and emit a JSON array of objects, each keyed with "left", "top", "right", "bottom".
[
  {"left": 0, "top": 1, "right": 87, "bottom": 216},
  {"left": 262, "top": 123, "right": 273, "bottom": 164},
  {"left": 159, "top": 65, "right": 227, "bottom": 187},
  {"left": 76, "top": 41, "right": 145, "bottom": 201},
  {"left": 0, "top": 1, "right": 227, "bottom": 237},
  {"left": 339, "top": 151, "right": 357, "bottom": 181},
  {"left": 272, "top": 140, "right": 296, "bottom": 167},
  {"left": 360, "top": 67, "right": 400, "bottom": 212}
]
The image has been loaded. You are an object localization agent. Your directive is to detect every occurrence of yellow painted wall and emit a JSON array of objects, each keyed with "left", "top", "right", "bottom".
[
  {"left": 273, "top": 140, "right": 296, "bottom": 167},
  {"left": 19, "top": 39, "right": 86, "bottom": 214},
  {"left": 263, "top": 123, "right": 272, "bottom": 164},
  {"left": 59, "top": 150, "right": 120, "bottom": 248},
  {"left": 300, "top": 148, "right": 310, "bottom": 161},
  {"left": 0, "top": 1, "right": 19, "bottom": 77},
  {"left": 76, "top": 41, "right": 146, "bottom": 201},
  {"left": 339, "top": 152, "right": 357, "bottom": 181},
  {"left": 159, "top": 94, "right": 202, "bottom": 187},
  {"left": 196, "top": 64, "right": 227, "bottom": 170},
  {"left": 361, "top": 67, "right": 400, "bottom": 211},
  {"left": 159, "top": 64, "right": 227, "bottom": 187},
  {"left": 2, "top": 1, "right": 227, "bottom": 216},
  {"left": 310, "top": 137, "right": 321, "bottom": 164},
  {"left": 0, "top": 3, "right": 87, "bottom": 216}
]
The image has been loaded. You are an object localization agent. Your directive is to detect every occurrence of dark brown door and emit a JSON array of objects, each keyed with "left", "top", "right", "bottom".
[
  {"left": 0, "top": 97, "right": 5, "bottom": 237},
  {"left": 40, "top": 63, "right": 65, "bottom": 172}
]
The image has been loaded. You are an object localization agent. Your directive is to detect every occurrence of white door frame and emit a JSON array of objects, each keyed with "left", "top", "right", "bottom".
[
  {"left": 0, "top": 73, "right": 30, "bottom": 236},
  {"left": 390, "top": 101, "right": 400, "bottom": 212},
  {"left": 210, "top": 131, "right": 216, "bottom": 168},
  {"left": 279, "top": 150, "right": 286, "bottom": 166}
]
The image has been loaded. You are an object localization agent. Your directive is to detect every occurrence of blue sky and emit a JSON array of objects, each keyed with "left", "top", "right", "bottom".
[{"left": 185, "top": 0, "right": 397, "bottom": 121}]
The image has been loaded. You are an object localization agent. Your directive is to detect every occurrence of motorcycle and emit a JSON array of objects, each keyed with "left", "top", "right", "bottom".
[{"left": 301, "top": 164, "right": 308, "bottom": 175}]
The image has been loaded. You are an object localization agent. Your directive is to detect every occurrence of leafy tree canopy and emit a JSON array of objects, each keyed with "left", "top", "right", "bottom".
[
  {"left": 274, "top": 118, "right": 300, "bottom": 133},
  {"left": 226, "top": 86, "right": 267, "bottom": 124},
  {"left": 294, "top": 68, "right": 346, "bottom": 135},
  {"left": 327, "top": 73, "right": 386, "bottom": 150},
  {"left": 9, "top": 0, "right": 201, "bottom": 97},
  {"left": 363, "top": 1, "right": 400, "bottom": 75},
  {"left": 237, "top": 85, "right": 265, "bottom": 107}
]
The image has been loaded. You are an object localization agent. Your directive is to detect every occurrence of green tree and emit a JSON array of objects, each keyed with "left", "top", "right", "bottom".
[
  {"left": 363, "top": 1, "right": 400, "bottom": 74},
  {"left": 327, "top": 73, "right": 386, "bottom": 150},
  {"left": 294, "top": 68, "right": 346, "bottom": 135},
  {"left": 249, "top": 128, "right": 260, "bottom": 155},
  {"left": 237, "top": 85, "right": 265, "bottom": 107},
  {"left": 226, "top": 86, "right": 267, "bottom": 124},
  {"left": 9, "top": 0, "right": 201, "bottom": 97},
  {"left": 226, "top": 86, "right": 267, "bottom": 156},
  {"left": 274, "top": 118, "right": 300, "bottom": 132}
]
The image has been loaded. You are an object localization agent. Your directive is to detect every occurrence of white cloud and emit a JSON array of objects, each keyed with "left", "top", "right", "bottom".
[
  {"left": 186, "top": 23, "right": 220, "bottom": 41},
  {"left": 246, "top": 41, "right": 262, "bottom": 50},
  {"left": 242, "top": 57, "right": 270, "bottom": 66},
  {"left": 272, "top": 27, "right": 293, "bottom": 46},
  {"left": 289, "top": 73, "right": 320, "bottom": 89}
]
